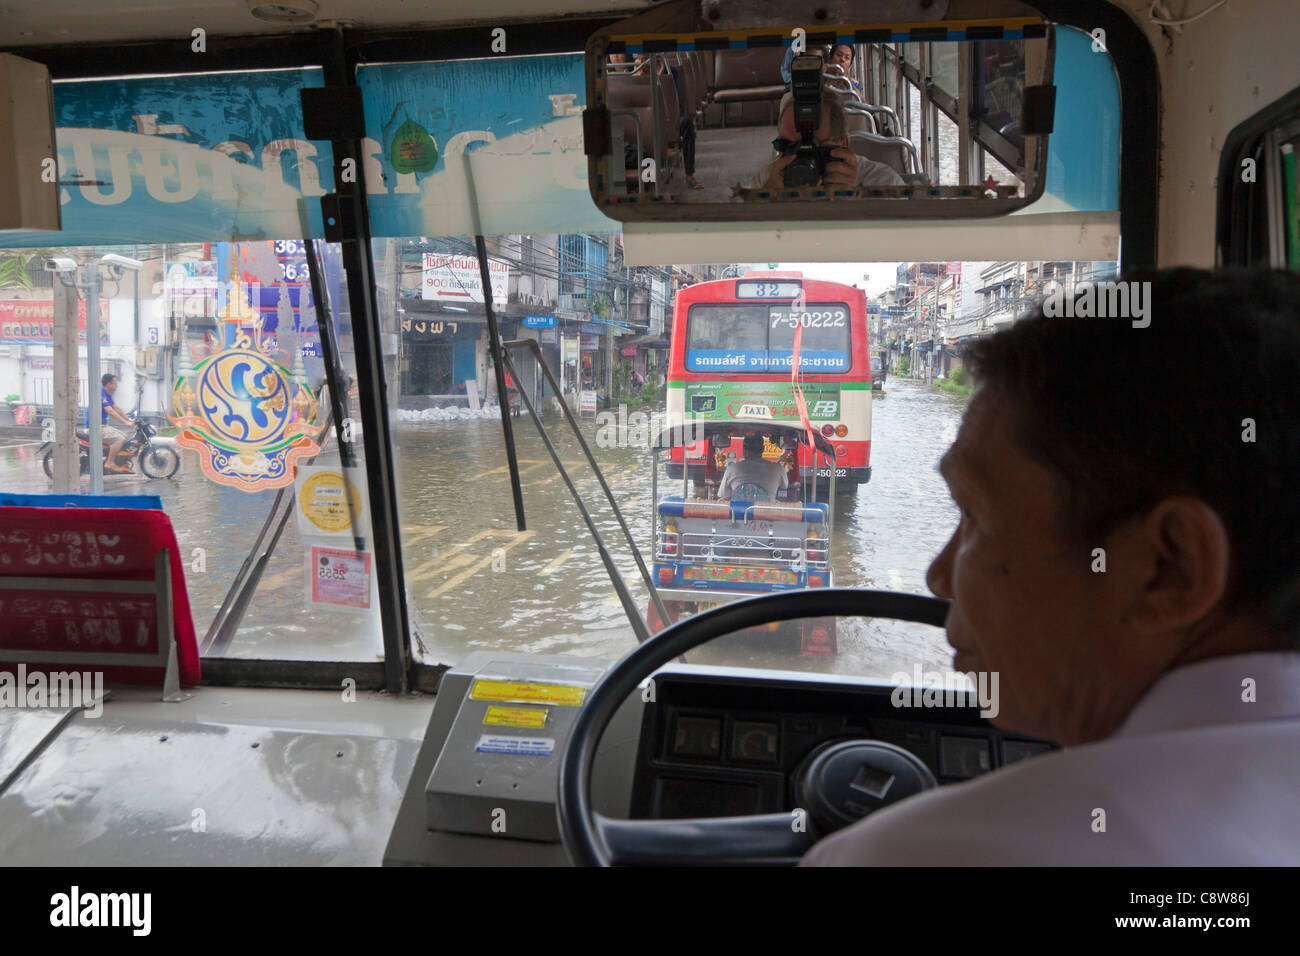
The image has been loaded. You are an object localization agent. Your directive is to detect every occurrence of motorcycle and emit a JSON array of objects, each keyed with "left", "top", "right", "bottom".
[{"left": 41, "top": 413, "right": 181, "bottom": 480}]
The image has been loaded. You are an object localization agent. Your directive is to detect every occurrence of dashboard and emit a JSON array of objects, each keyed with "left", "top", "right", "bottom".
[{"left": 630, "top": 671, "right": 1055, "bottom": 822}]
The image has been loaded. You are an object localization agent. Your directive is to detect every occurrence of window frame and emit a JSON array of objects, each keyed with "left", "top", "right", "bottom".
[{"left": 0, "top": 4, "right": 1156, "bottom": 692}]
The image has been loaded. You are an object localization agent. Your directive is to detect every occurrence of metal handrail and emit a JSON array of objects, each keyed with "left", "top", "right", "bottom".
[
  {"left": 500, "top": 338, "right": 670, "bottom": 639},
  {"left": 856, "top": 103, "right": 901, "bottom": 137},
  {"left": 848, "top": 130, "right": 924, "bottom": 179},
  {"left": 606, "top": 108, "right": 645, "bottom": 194},
  {"left": 842, "top": 103, "right": 879, "bottom": 135}
]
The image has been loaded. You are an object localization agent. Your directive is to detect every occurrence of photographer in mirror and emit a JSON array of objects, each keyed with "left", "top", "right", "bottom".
[{"left": 756, "top": 55, "right": 903, "bottom": 192}]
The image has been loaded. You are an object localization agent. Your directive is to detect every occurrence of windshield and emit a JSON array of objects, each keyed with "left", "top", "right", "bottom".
[{"left": 0, "top": 30, "right": 1121, "bottom": 689}]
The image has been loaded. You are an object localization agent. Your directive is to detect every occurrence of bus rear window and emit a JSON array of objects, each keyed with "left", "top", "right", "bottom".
[{"left": 685, "top": 303, "right": 851, "bottom": 373}]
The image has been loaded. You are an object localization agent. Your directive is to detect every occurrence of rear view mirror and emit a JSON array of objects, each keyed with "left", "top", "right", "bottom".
[{"left": 584, "top": 0, "right": 1054, "bottom": 222}]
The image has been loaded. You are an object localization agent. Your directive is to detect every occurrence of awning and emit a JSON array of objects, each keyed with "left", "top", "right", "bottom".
[{"left": 620, "top": 333, "right": 668, "bottom": 349}]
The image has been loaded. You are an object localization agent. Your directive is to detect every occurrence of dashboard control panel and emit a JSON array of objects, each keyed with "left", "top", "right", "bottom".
[{"left": 631, "top": 672, "right": 1055, "bottom": 821}]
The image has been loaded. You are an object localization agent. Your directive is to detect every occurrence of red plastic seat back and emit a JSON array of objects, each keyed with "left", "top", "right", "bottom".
[{"left": 0, "top": 507, "right": 200, "bottom": 686}]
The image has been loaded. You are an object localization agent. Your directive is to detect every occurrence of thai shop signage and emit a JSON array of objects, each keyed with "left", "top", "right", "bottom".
[
  {"left": 684, "top": 381, "right": 842, "bottom": 421},
  {"left": 0, "top": 300, "right": 108, "bottom": 345},
  {"left": 522, "top": 315, "right": 556, "bottom": 328},
  {"left": 421, "top": 254, "right": 508, "bottom": 306}
]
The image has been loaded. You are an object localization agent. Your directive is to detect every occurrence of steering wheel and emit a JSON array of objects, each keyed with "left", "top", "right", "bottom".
[{"left": 558, "top": 588, "right": 950, "bottom": 866}]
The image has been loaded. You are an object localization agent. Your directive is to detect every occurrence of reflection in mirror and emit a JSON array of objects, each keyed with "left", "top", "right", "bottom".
[{"left": 589, "top": 19, "right": 1051, "bottom": 219}]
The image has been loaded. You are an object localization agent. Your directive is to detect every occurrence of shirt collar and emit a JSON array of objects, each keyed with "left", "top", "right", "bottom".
[{"left": 1113, "top": 651, "right": 1300, "bottom": 738}]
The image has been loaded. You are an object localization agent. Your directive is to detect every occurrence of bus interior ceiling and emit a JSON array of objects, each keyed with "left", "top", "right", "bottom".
[{"left": 0, "top": 0, "right": 1297, "bottom": 867}]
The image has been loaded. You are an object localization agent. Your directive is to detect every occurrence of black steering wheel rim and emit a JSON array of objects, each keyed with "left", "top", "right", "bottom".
[{"left": 557, "top": 587, "right": 950, "bottom": 866}]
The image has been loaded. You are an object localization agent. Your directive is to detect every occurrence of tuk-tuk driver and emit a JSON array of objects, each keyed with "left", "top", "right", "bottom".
[{"left": 719, "top": 433, "right": 788, "bottom": 502}]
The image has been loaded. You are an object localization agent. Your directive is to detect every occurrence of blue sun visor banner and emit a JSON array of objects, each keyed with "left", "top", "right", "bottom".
[
  {"left": 4, "top": 68, "right": 334, "bottom": 247},
  {"left": 0, "top": 56, "right": 615, "bottom": 248},
  {"left": 355, "top": 54, "right": 616, "bottom": 237}
]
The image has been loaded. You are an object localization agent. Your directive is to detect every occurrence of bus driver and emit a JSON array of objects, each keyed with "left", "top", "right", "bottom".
[{"left": 803, "top": 268, "right": 1300, "bottom": 865}]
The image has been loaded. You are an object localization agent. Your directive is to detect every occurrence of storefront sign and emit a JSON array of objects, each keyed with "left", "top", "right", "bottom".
[
  {"left": 620, "top": 345, "right": 637, "bottom": 357},
  {"left": 580, "top": 334, "right": 601, "bottom": 351},
  {"left": 522, "top": 314, "right": 556, "bottom": 328},
  {"left": 539, "top": 328, "right": 557, "bottom": 344},
  {"left": 421, "top": 253, "right": 508, "bottom": 306},
  {"left": 0, "top": 300, "right": 108, "bottom": 345},
  {"left": 400, "top": 317, "right": 461, "bottom": 339},
  {"left": 579, "top": 390, "right": 598, "bottom": 413}
]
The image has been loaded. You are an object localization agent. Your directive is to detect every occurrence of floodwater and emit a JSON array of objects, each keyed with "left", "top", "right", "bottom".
[{"left": 0, "top": 378, "right": 968, "bottom": 679}]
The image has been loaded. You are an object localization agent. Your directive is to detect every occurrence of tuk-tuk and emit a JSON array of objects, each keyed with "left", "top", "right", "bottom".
[{"left": 647, "top": 417, "right": 838, "bottom": 655}]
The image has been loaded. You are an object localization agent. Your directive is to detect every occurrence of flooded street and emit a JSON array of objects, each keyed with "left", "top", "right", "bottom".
[{"left": 0, "top": 378, "right": 967, "bottom": 679}]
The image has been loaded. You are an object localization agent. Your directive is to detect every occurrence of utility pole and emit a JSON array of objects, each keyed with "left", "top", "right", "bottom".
[
  {"left": 48, "top": 253, "right": 143, "bottom": 494},
  {"left": 50, "top": 273, "right": 79, "bottom": 491}
]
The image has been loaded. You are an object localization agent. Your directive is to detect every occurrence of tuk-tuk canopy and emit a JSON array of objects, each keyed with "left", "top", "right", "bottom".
[{"left": 653, "top": 417, "right": 836, "bottom": 460}]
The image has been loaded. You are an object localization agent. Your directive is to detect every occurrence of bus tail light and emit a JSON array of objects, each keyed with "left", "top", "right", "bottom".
[
  {"left": 808, "top": 574, "right": 825, "bottom": 587},
  {"left": 820, "top": 424, "right": 834, "bottom": 437},
  {"left": 835, "top": 445, "right": 847, "bottom": 457},
  {"left": 658, "top": 567, "right": 675, "bottom": 584},
  {"left": 834, "top": 424, "right": 847, "bottom": 437}
]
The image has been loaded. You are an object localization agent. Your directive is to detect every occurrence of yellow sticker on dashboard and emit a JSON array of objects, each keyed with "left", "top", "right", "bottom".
[
  {"left": 470, "top": 679, "right": 587, "bottom": 707},
  {"left": 483, "top": 705, "right": 549, "bottom": 729}
]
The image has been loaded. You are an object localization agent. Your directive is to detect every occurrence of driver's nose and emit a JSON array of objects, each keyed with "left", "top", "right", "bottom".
[{"left": 926, "top": 532, "right": 956, "bottom": 600}]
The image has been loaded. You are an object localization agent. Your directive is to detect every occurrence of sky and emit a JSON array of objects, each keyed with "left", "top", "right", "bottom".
[{"left": 765, "top": 261, "right": 904, "bottom": 299}]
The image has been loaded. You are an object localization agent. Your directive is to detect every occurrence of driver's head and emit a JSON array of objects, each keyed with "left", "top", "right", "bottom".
[
  {"left": 926, "top": 268, "right": 1300, "bottom": 747},
  {"left": 102, "top": 373, "right": 117, "bottom": 393},
  {"left": 775, "top": 89, "right": 848, "bottom": 148},
  {"left": 742, "top": 433, "right": 765, "bottom": 460}
]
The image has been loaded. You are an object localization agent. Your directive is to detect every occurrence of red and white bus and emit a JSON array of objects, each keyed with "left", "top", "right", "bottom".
[{"left": 666, "top": 271, "right": 872, "bottom": 490}]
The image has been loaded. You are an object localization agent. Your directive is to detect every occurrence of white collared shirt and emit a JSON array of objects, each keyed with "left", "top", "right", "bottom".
[{"left": 801, "top": 652, "right": 1300, "bottom": 865}]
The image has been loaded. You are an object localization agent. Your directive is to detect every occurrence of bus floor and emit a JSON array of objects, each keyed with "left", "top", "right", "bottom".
[{"left": 0, "top": 685, "right": 435, "bottom": 865}]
